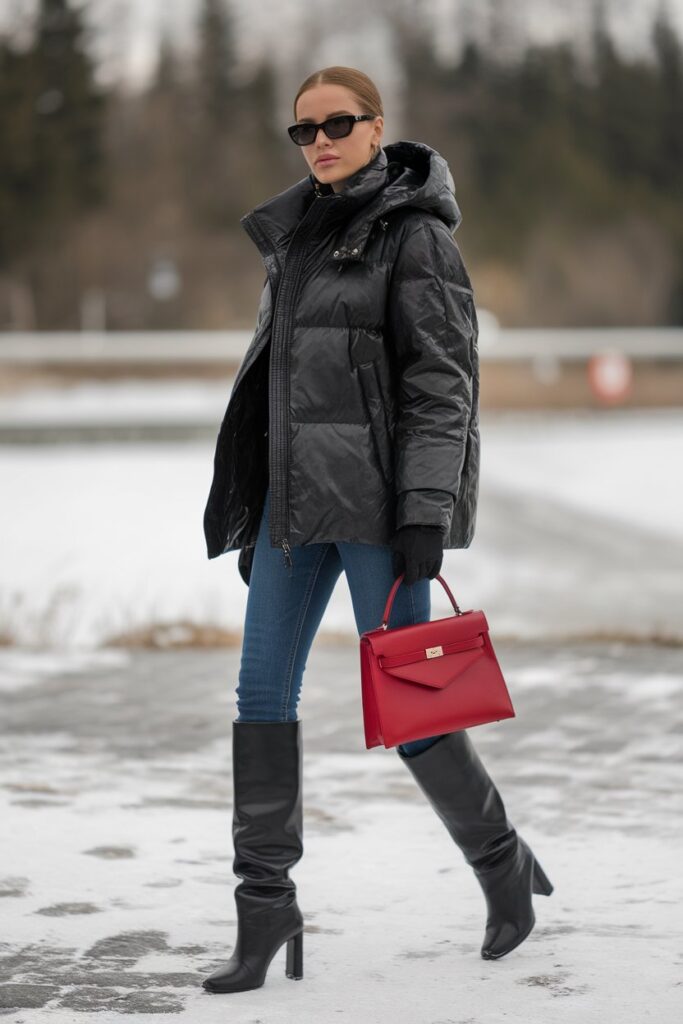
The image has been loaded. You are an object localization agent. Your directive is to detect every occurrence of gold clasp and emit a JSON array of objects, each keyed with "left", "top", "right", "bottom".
[{"left": 425, "top": 645, "right": 443, "bottom": 659}]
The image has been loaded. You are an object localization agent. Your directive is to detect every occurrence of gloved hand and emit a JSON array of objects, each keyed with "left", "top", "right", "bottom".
[
  {"left": 238, "top": 544, "right": 255, "bottom": 586},
  {"left": 390, "top": 524, "right": 444, "bottom": 586}
]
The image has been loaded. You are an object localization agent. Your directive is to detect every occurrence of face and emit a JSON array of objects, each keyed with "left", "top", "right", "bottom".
[{"left": 294, "top": 83, "right": 384, "bottom": 193}]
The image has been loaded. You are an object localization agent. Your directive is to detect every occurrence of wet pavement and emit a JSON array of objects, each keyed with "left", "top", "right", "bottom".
[{"left": 0, "top": 640, "right": 681, "bottom": 1021}]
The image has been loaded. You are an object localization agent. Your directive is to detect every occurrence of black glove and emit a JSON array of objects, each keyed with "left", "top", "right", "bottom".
[
  {"left": 390, "top": 524, "right": 444, "bottom": 586},
  {"left": 238, "top": 545, "right": 255, "bottom": 586}
]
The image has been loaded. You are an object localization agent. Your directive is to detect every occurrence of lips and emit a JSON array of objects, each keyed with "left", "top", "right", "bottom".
[{"left": 316, "top": 156, "right": 339, "bottom": 165}]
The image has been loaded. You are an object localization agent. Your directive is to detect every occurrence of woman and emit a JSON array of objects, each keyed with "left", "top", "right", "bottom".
[{"left": 202, "top": 66, "right": 553, "bottom": 995}]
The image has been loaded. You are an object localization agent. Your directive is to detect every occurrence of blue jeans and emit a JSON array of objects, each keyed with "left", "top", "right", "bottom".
[{"left": 235, "top": 487, "right": 444, "bottom": 757}]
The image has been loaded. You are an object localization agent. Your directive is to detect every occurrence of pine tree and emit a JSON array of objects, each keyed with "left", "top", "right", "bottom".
[
  {"left": 0, "top": 42, "right": 35, "bottom": 265},
  {"left": 188, "top": 0, "right": 241, "bottom": 227},
  {"left": 651, "top": 1, "right": 683, "bottom": 191},
  {"left": 31, "top": 0, "right": 107, "bottom": 220},
  {"left": 0, "top": 0, "right": 106, "bottom": 267},
  {"left": 196, "top": 0, "right": 236, "bottom": 132}
]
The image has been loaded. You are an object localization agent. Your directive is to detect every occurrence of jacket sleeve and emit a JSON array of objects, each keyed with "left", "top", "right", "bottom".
[{"left": 386, "top": 217, "right": 477, "bottom": 536}]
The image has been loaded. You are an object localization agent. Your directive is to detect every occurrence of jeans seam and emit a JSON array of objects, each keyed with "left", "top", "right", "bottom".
[{"left": 280, "top": 543, "right": 331, "bottom": 720}]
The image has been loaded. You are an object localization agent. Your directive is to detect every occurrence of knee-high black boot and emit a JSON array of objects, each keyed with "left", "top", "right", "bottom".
[
  {"left": 396, "top": 729, "right": 553, "bottom": 960},
  {"left": 202, "top": 720, "right": 305, "bottom": 993}
]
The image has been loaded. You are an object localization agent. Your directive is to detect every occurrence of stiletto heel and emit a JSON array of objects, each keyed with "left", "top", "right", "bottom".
[
  {"left": 285, "top": 929, "right": 304, "bottom": 979},
  {"left": 532, "top": 857, "right": 554, "bottom": 896}
]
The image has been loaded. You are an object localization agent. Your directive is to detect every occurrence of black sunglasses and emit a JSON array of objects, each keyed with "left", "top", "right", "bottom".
[{"left": 287, "top": 113, "right": 376, "bottom": 147}]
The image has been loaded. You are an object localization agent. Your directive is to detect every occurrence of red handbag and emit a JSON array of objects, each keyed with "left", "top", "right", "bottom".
[{"left": 359, "top": 572, "right": 515, "bottom": 749}]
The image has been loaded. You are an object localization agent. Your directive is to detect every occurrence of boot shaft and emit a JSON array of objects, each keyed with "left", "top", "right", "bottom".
[{"left": 232, "top": 719, "right": 304, "bottom": 884}]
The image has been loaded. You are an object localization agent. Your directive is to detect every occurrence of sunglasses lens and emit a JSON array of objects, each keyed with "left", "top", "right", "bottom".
[
  {"left": 289, "top": 125, "right": 315, "bottom": 146},
  {"left": 325, "top": 116, "right": 353, "bottom": 139}
]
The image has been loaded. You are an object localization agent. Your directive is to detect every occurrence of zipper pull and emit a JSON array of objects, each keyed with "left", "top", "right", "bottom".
[{"left": 281, "top": 539, "right": 293, "bottom": 570}]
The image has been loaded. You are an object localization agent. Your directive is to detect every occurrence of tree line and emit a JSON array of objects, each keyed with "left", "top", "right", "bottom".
[{"left": 0, "top": 0, "right": 681, "bottom": 329}]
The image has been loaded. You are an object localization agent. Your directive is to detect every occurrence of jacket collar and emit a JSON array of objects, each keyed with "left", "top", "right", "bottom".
[{"left": 240, "top": 140, "right": 462, "bottom": 264}]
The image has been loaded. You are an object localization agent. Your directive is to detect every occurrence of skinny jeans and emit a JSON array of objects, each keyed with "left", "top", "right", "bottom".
[{"left": 235, "top": 486, "right": 444, "bottom": 757}]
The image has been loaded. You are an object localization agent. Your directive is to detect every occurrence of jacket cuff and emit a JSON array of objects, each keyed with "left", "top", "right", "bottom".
[{"left": 395, "top": 489, "right": 454, "bottom": 536}]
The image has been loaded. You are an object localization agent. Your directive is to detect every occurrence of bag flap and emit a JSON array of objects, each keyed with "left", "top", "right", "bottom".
[{"left": 377, "top": 635, "right": 485, "bottom": 690}]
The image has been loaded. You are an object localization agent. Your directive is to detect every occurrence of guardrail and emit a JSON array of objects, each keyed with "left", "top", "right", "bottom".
[
  {"left": 0, "top": 330, "right": 254, "bottom": 364},
  {"left": 0, "top": 324, "right": 682, "bottom": 364},
  {"left": 1, "top": 325, "right": 681, "bottom": 419}
]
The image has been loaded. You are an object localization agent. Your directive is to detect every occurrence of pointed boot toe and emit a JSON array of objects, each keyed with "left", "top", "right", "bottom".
[
  {"left": 203, "top": 958, "right": 259, "bottom": 994},
  {"left": 481, "top": 913, "right": 536, "bottom": 960}
]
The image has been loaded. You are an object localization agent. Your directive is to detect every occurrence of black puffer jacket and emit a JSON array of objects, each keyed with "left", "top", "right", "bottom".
[{"left": 203, "top": 140, "right": 480, "bottom": 569}]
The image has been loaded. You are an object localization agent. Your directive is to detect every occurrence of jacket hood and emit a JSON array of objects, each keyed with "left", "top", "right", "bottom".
[{"left": 241, "top": 140, "right": 462, "bottom": 264}]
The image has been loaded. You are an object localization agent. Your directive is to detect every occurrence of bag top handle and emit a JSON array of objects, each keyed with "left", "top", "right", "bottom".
[{"left": 379, "top": 572, "right": 462, "bottom": 630}]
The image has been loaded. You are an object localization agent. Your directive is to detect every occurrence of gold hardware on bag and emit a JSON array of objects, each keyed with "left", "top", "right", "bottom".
[{"left": 425, "top": 645, "right": 443, "bottom": 659}]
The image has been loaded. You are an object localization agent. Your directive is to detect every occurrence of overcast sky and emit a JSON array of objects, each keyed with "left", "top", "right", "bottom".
[{"left": 1, "top": 0, "right": 683, "bottom": 90}]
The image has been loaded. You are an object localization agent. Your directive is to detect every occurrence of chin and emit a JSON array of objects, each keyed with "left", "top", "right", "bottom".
[{"left": 314, "top": 162, "right": 343, "bottom": 180}]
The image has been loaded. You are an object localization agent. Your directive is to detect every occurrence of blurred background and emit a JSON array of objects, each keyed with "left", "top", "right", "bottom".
[
  {"left": 1, "top": 6, "right": 682, "bottom": 1016},
  {"left": 0, "top": 0, "right": 682, "bottom": 649}
]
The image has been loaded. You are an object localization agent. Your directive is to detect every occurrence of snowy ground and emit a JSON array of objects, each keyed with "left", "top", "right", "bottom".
[
  {"left": 0, "top": 384, "right": 681, "bottom": 648},
  {"left": 1, "top": 640, "right": 681, "bottom": 1020},
  {"left": 0, "top": 385, "right": 681, "bottom": 1019}
]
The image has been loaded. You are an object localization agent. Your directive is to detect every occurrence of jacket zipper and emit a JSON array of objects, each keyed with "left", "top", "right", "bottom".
[{"left": 267, "top": 192, "right": 336, "bottom": 569}]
